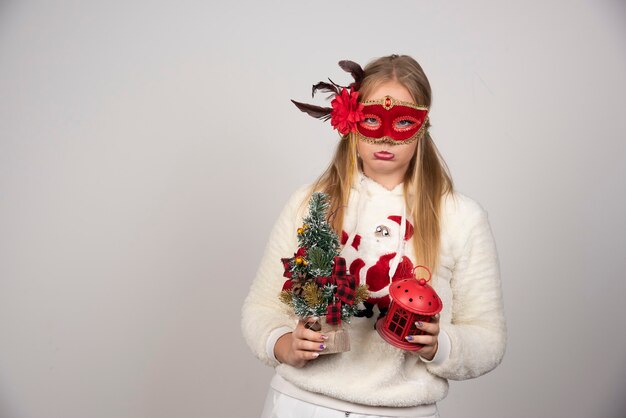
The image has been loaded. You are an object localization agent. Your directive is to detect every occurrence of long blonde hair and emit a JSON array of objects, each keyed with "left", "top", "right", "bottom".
[{"left": 311, "top": 55, "right": 454, "bottom": 274}]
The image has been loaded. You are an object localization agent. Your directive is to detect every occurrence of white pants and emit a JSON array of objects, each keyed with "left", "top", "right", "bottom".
[{"left": 261, "top": 388, "right": 440, "bottom": 418}]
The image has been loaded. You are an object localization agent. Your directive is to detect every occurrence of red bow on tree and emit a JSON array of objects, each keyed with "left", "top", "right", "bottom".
[
  {"left": 281, "top": 257, "right": 292, "bottom": 279},
  {"left": 315, "top": 256, "right": 356, "bottom": 325},
  {"left": 281, "top": 247, "right": 307, "bottom": 280}
]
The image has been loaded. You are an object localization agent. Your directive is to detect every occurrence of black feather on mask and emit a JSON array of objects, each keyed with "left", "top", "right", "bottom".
[
  {"left": 290, "top": 100, "right": 332, "bottom": 121},
  {"left": 291, "top": 60, "right": 365, "bottom": 122},
  {"left": 338, "top": 60, "right": 364, "bottom": 91}
]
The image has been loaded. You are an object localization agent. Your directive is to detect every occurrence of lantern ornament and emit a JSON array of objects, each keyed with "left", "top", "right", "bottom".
[{"left": 376, "top": 265, "right": 443, "bottom": 351}]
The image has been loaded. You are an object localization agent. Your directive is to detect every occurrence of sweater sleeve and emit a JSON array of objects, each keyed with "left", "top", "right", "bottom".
[
  {"left": 241, "top": 186, "right": 310, "bottom": 367},
  {"left": 425, "top": 208, "right": 507, "bottom": 380}
]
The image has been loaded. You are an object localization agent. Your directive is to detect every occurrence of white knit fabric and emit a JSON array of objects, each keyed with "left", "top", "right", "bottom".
[{"left": 241, "top": 176, "right": 506, "bottom": 408}]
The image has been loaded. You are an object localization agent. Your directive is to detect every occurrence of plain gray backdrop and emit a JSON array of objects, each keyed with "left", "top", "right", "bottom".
[{"left": 1, "top": 1, "right": 625, "bottom": 417}]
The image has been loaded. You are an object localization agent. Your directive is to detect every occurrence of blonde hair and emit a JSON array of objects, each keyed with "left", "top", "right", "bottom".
[{"left": 310, "top": 54, "right": 454, "bottom": 275}]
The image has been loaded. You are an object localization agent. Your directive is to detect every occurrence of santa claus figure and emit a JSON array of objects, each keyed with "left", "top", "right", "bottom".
[{"left": 340, "top": 215, "right": 415, "bottom": 319}]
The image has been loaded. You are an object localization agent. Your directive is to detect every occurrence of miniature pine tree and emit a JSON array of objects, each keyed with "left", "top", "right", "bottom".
[
  {"left": 295, "top": 192, "right": 339, "bottom": 278},
  {"left": 280, "top": 192, "right": 368, "bottom": 322}
]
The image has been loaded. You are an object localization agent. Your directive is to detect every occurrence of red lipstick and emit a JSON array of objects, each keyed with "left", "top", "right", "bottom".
[{"left": 374, "top": 151, "right": 394, "bottom": 160}]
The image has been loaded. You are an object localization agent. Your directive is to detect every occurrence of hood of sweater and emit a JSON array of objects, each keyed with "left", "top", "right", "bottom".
[{"left": 352, "top": 170, "right": 405, "bottom": 196}]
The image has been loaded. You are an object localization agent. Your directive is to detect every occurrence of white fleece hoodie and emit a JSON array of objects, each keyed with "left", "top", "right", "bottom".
[{"left": 241, "top": 174, "right": 506, "bottom": 409}]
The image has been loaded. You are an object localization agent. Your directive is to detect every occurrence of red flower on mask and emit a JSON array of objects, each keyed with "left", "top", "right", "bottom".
[{"left": 330, "top": 88, "right": 364, "bottom": 136}]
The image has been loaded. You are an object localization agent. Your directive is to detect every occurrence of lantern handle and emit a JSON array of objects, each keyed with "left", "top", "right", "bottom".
[{"left": 412, "top": 265, "right": 432, "bottom": 282}]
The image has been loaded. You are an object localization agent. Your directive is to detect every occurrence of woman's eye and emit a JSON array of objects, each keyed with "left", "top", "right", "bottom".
[
  {"left": 396, "top": 119, "right": 415, "bottom": 128},
  {"left": 362, "top": 117, "right": 380, "bottom": 127}
]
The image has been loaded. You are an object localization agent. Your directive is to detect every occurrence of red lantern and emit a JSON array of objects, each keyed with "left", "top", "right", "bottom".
[{"left": 376, "top": 266, "right": 442, "bottom": 350}]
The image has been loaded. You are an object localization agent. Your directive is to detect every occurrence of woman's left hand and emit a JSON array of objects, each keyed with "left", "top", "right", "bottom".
[{"left": 405, "top": 314, "right": 439, "bottom": 360}]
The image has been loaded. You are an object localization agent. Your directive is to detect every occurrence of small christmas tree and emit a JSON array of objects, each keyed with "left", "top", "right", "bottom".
[{"left": 279, "top": 192, "right": 368, "bottom": 354}]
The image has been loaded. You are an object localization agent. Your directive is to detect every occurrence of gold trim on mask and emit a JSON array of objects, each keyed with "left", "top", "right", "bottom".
[{"left": 360, "top": 95, "right": 429, "bottom": 111}]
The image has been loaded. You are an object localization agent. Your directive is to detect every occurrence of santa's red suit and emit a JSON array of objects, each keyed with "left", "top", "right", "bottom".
[{"left": 339, "top": 175, "right": 416, "bottom": 317}]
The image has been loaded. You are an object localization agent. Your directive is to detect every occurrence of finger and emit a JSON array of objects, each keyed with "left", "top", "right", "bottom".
[
  {"left": 295, "top": 339, "right": 327, "bottom": 352},
  {"left": 296, "top": 349, "right": 320, "bottom": 360},
  {"left": 425, "top": 314, "right": 440, "bottom": 326},
  {"left": 414, "top": 320, "right": 439, "bottom": 336},
  {"left": 291, "top": 350, "right": 319, "bottom": 368},
  {"left": 405, "top": 334, "right": 437, "bottom": 346},
  {"left": 293, "top": 326, "right": 327, "bottom": 342}
]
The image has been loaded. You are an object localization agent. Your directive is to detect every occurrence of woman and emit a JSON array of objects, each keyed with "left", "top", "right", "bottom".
[{"left": 242, "top": 54, "right": 506, "bottom": 418}]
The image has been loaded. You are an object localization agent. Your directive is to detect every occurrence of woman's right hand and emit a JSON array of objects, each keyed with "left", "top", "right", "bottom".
[{"left": 274, "top": 317, "right": 327, "bottom": 368}]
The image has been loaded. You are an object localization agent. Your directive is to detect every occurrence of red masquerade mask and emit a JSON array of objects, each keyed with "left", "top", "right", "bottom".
[{"left": 356, "top": 96, "right": 429, "bottom": 145}]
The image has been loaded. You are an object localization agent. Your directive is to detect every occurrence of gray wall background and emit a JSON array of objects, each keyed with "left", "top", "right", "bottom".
[{"left": 1, "top": 1, "right": 625, "bottom": 417}]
